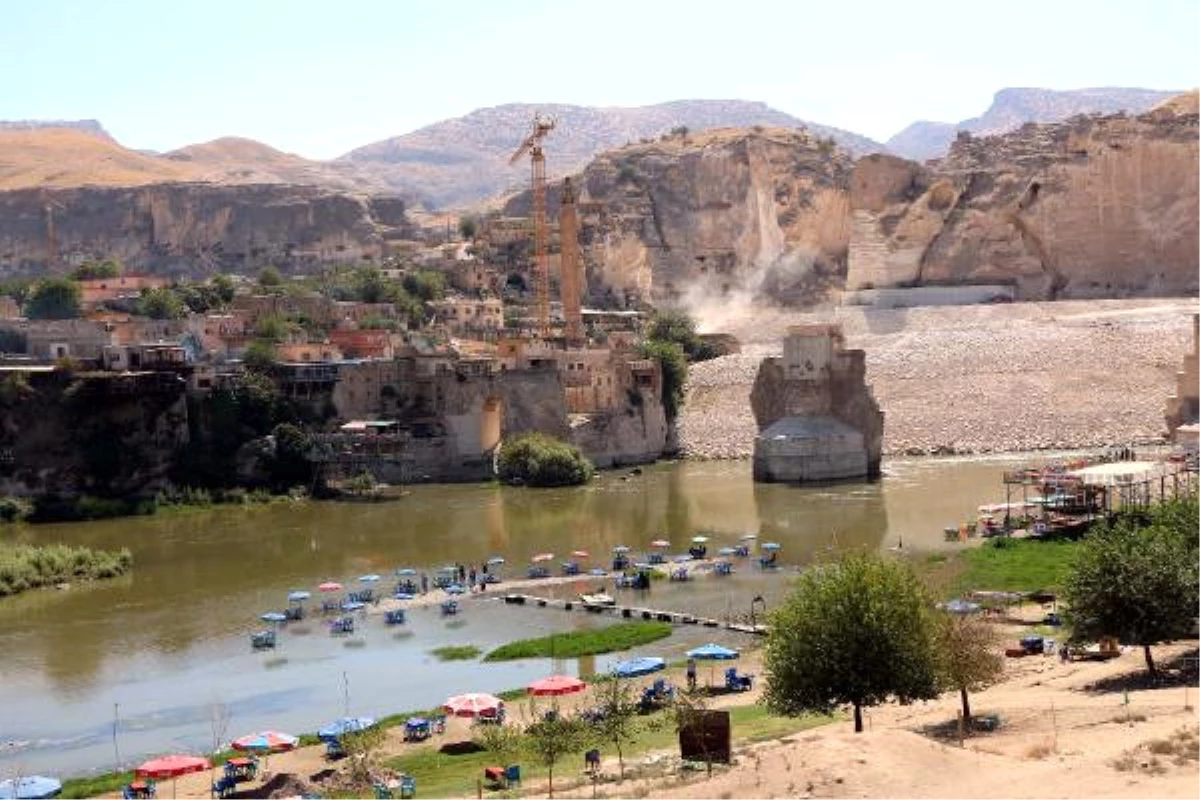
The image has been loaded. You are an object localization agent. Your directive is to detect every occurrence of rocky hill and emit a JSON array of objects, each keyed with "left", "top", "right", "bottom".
[
  {"left": 0, "top": 118, "right": 112, "bottom": 140},
  {"left": 339, "top": 100, "right": 884, "bottom": 209},
  {"left": 510, "top": 127, "right": 855, "bottom": 312},
  {"left": 885, "top": 87, "right": 1180, "bottom": 162},
  {"left": 851, "top": 91, "right": 1198, "bottom": 300}
]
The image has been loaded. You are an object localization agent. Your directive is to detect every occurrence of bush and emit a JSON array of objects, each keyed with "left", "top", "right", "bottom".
[
  {"left": 0, "top": 542, "right": 133, "bottom": 597},
  {"left": 496, "top": 432, "right": 593, "bottom": 487}
]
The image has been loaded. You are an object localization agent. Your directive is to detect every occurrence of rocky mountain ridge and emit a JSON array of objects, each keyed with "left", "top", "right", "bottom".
[{"left": 885, "top": 87, "right": 1181, "bottom": 162}]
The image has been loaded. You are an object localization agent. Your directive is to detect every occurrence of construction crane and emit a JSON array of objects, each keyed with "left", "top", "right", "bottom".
[{"left": 509, "top": 113, "right": 556, "bottom": 337}]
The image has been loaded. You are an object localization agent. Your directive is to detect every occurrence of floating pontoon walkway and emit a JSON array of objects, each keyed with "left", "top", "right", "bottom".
[{"left": 502, "top": 593, "right": 768, "bottom": 636}]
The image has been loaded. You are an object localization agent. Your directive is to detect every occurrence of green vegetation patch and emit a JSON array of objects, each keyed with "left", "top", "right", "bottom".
[
  {"left": 0, "top": 542, "right": 133, "bottom": 597},
  {"left": 496, "top": 432, "right": 594, "bottom": 488},
  {"left": 484, "top": 621, "right": 672, "bottom": 662},
  {"left": 955, "top": 535, "right": 1082, "bottom": 593},
  {"left": 430, "top": 644, "right": 482, "bottom": 661}
]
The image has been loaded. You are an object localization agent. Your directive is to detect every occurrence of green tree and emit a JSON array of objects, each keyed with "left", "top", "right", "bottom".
[
  {"left": 354, "top": 265, "right": 395, "bottom": 304},
  {"left": 473, "top": 723, "right": 527, "bottom": 774},
  {"left": 254, "top": 314, "right": 291, "bottom": 343},
  {"left": 269, "top": 423, "right": 313, "bottom": 490},
  {"left": 763, "top": 552, "right": 941, "bottom": 732},
  {"left": 1062, "top": 499, "right": 1199, "bottom": 676},
  {"left": 70, "top": 259, "right": 122, "bottom": 280},
  {"left": 459, "top": 217, "right": 478, "bottom": 240},
  {"left": 496, "top": 432, "right": 594, "bottom": 487},
  {"left": 341, "top": 724, "right": 387, "bottom": 786},
  {"left": 934, "top": 613, "right": 1004, "bottom": 726},
  {"left": 647, "top": 309, "right": 717, "bottom": 362},
  {"left": 0, "top": 279, "right": 33, "bottom": 307},
  {"left": 639, "top": 339, "right": 686, "bottom": 421},
  {"left": 588, "top": 675, "right": 643, "bottom": 780},
  {"left": 25, "top": 278, "right": 81, "bottom": 320},
  {"left": 523, "top": 707, "right": 588, "bottom": 798},
  {"left": 135, "top": 286, "right": 186, "bottom": 319},
  {"left": 243, "top": 340, "right": 279, "bottom": 374},
  {"left": 257, "top": 266, "right": 284, "bottom": 290},
  {"left": 402, "top": 269, "right": 447, "bottom": 302},
  {"left": 211, "top": 273, "right": 236, "bottom": 305}
]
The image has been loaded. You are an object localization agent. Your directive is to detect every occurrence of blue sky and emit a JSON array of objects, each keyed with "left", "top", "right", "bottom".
[{"left": 1, "top": 0, "right": 1195, "bottom": 159}]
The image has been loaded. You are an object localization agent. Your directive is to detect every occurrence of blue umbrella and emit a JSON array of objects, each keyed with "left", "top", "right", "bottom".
[
  {"left": 341, "top": 601, "right": 366, "bottom": 612},
  {"left": 612, "top": 656, "right": 666, "bottom": 678},
  {"left": 486, "top": 557, "right": 506, "bottom": 566},
  {"left": 589, "top": 568, "right": 608, "bottom": 576},
  {"left": 260, "top": 612, "right": 288, "bottom": 623},
  {"left": 717, "top": 547, "right": 737, "bottom": 556},
  {"left": 395, "top": 568, "right": 418, "bottom": 577},
  {"left": 359, "top": 574, "right": 381, "bottom": 583},
  {"left": 445, "top": 584, "right": 465, "bottom": 595},
  {"left": 317, "top": 716, "right": 377, "bottom": 742},
  {"left": 761, "top": 542, "right": 782, "bottom": 551},
  {"left": 287, "top": 590, "right": 311, "bottom": 602},
  {"left": 687, "top": 643, "right": 739, "bottom": 660},
  {"left": 0, "top": 776, "right": 62, "bottom": 799},
  {"left": 393, "top": 592, "right": 415, "bottom": 601},
  {"left": 613, "top": 545, "right": 631, "bottom": 554}
]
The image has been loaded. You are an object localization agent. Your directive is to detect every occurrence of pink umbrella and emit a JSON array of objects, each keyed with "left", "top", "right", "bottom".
[
  {"left": 231, "top": 730, "right": 298, "bottom": 753},
  {"left": 571, "top": 550, "right": 590, "bottom": 559},
  {"left": 318, "top": 582, "right": 343, "bottom": 592},
  {"left": 531, "top": 553, "right": 554, "bottom": 563},
  {"left": 528, "top": 675, "right": 586, "bottom": 697},
  {"left": 444, "top": 692, "right": 504, "bottom": 717},
  {"left": 650, "top": 540, "right": 670, "bottom": 548}
]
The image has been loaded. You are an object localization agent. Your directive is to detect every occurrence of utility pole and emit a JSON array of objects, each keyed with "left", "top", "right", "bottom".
[{"left": 112, "top": 703, "right": 122, "bottom": 773}]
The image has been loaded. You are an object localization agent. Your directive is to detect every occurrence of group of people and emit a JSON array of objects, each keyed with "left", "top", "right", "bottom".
[{"left": 413, "top": 562, "right": 493, "bottom": 595}]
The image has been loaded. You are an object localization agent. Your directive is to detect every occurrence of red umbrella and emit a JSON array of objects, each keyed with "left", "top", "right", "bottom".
[
  {"left": 136, "top": 755, "right": 211, "bottom": 779},
  {"left": 318, "top": 582, "right": 343, "bottom": 592},
  {"left": 444, "top": 692, "right": 503, "bottom": 717},
  {"left": 528, "top": 675, "right": 586, "bottom": 697},
  {"left": 571, "top": 550, "right": 590, "bottom": 559},
  {"left": 136, "top": 754, "right": 211, "bottom": 798},
  {"left": 531, "top": 553, "right": 554, "bottom": 563}
]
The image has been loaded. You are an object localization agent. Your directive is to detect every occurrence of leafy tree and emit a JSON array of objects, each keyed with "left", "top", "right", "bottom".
[
  {"left": 25, "top": 278, "right": 81, "bottom": 320},
  {"left": 763, "top": 552, "right": 940, "bottom": 732},
  {"left": 473, "top": 723, "right": 526, "bottom": 773},
  {"left": 647, "top": 309, "right": 718, "bottom": 362},
  {"left": 342, "top": 724, "right": 387, "bottom": 786},
  {"left": 639, "top": 339, "right": 686, "bottom": 421},
  {"left": 135, "top": 286, "right": 186, "bottom": 319},
  {"left": 588, "top": 675, "right": 643, "bottom": 780},
  {"left": 0, "top": 279, "right": 33, "bottom": 307},
  {"left": 257, "top": 266, "right": 284, "bottom": 289},
  {"left": 269, "top": 423, "right": 313, "bottom": 490},
  {"left": 211, "top": 273, "right": 236, "bottom": 305},
  {"left": 243, "top": 340, "right": 279, "bottom": 374},
  {"left": 497, "top": 432, "right": 594, "bottom": 487},
  {"left": 354, "top": 265, "right": 395, "bottom": 304},
  {"left": 523, "top": 707, "right": 588, "bottom": 798},
  {"left": 1063, "top": 499, "right": 1199, "bottom": 676},
  {"left": 459, "top": 217, "right": 478, "bottom": 240},
  {"left": 402, "top": 269, "right": 447, "bottom": 303},
  {"left": 254, "top": 314, "right": 291, "bottom": 343},
  {"left": 934, "top": 613, "right": 1004, "bottom": 725},
  {"left": 70, "top": 259, "right": 122, "bottom": 280}
]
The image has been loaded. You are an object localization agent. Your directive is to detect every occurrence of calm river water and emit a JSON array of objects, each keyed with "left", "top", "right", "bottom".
[{"left": 0, "top": 456, "right": 1028, "bottom": 777}]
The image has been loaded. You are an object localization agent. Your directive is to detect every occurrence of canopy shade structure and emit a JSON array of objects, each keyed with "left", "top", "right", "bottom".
[
  {"left": 686, "top": 643, "right": 739, "bottom": 660},
  {"left": 611, "top": 656, "right": 666, "bottom": 678},
  {"left": 649, "top": 540, "right": 670, "bottom": 548},
  {"left": 136, "top": 755, "right": 211, "bottom": 779},
  {"left": 528, "top": 675, "right": 586, "bottom": 696},
  {"left": 318, "top": 582, "right": 343, "bottom": 592},
  {"left": 231, "top": 730, "right": 298, "bottom": 753},
  {"left": 318, "top": 716, "right": 376, "bottom": 742},
  {"left": 444, "top": 692, "right": 504, "bottom": 717},
  {"left": 0, "top": 776, "right": 62, "bottom": 799},
  {"left": 286, "top": 590, "right": 310, "bottom": 602},
  {"left": 531, "top": 552, "right": 554, "bottom": 563}
]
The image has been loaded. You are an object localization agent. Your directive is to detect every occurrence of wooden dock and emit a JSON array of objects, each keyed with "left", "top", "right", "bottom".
[{"left": 502, "top": 593, "right": 768, "bottom": 636}]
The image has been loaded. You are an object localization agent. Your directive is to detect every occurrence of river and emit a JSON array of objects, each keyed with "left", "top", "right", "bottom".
[{"left": 0, "top": 455, "right": 1028, "bottom": 778}]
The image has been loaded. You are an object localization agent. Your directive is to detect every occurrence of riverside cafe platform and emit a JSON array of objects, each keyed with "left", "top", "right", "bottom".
[{"left": 993, "top": 450, "right": 1198, "bottom": 535}]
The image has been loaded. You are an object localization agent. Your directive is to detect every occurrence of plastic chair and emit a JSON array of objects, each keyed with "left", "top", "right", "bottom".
[
  {"left": 399, "top": 775, "right": 416, "bottom": 799},
  {"left": 503, "top": 765, "right": 521, "bottom": 787}
]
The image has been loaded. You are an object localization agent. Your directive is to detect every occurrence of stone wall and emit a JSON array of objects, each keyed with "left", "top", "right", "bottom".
[{"left": 1165, "top": 314, "right": 1199, "bottom": 440}]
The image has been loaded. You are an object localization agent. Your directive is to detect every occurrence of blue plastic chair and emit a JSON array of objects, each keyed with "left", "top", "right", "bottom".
[
  {"left": 503, "top": 765, "right": 521, "bottom": 787},
  {"left": 399, "top": 775, "right": 416, "bottom": 799}
]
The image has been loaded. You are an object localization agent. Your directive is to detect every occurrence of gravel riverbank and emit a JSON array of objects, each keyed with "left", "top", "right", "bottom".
[{"left": 677, "top": 298, "right": 1198, "bottom": 459}]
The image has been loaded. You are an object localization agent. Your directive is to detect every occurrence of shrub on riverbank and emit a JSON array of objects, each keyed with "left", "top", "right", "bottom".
[
  {"left": 483, "top": 621, "right": 671, "bottom": 661},
  {"left": 0, "top": 542, "right": 133, "bottom": 596},
  {"left": 496, "top": 432, "right": 594, "bottom": 487}
]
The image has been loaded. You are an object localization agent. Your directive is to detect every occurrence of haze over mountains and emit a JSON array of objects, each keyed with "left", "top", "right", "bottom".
[{"left": 0, "top": 87, "right": 1182, "bottom": 211}]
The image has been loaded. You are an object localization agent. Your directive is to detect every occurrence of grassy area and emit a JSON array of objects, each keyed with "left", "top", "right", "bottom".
[
  {"left": 431, "top": 645, "right": 483, "bottom": 661},
  {"left": 954, "top": 535, "right": 1082, "bottom": 593},
  {"left": 0, "top": 542, "right": 133, "bottom": 597},
  {"left": 484, "top": 621, "right": 672, "bottom": 662},
  {"left": 384, "top": 703, "right": 836, "bottom": 798},
  {"left": 61, "top": 770, "right": 137, "bottom": 799}
]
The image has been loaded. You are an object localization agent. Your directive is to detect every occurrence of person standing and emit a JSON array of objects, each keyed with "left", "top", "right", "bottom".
[{"left": 686, "top": 657, "right": 697, "bottom": 691}]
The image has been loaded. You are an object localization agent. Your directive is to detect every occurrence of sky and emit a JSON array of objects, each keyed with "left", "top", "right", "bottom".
[{"left": 1, "top": 0, "right": 1196, "bottom": 160}]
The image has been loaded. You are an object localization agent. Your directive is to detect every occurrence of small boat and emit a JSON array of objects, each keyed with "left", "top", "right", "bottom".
[{"left": 579, "top": 592, "right": 615, "bottom": 606}]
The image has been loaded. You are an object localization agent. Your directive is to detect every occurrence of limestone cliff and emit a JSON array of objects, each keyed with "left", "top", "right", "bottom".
[
  {"left": 0, "top": 183, "right": 415, "bottom": 278},
  {"left": 847, "top": 95, "right": 1199, "bottom": 299},
  {"left": 513, "top": 128, "right": 854, "bottom": 309}
]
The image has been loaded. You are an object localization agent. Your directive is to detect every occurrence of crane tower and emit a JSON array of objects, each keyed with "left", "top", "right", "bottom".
[{"left": 509, "top": 114, "right": 556, "bottom": 336}]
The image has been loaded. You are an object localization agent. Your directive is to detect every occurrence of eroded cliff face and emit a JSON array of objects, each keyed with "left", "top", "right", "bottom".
[
  {"left": 0, "top": 183, "right": 415, "bottom": 278},
  {"left": 536, "top": 128, "right": 854, "bottom": 309},
  {"left": 847, "top": 96, "right": 1200, "bottom": 298}
]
